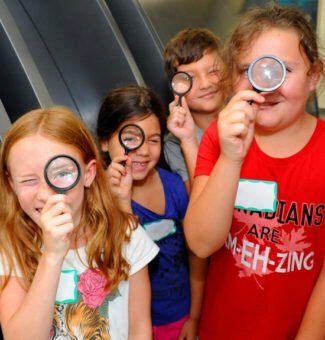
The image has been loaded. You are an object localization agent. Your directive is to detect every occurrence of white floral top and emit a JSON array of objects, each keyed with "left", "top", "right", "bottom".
[{"left": 0, "top": 225, "right": 159, "bottom": 339}]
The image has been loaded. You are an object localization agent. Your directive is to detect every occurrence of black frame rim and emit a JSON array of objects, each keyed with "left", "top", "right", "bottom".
[
  {"left": 118, "top": 123, "right": 145, "bottom": 153},
  {"left": 44, "top": 154, "right": 81, "bottom": 194}
]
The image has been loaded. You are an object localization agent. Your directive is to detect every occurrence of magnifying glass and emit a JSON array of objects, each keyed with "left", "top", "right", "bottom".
[
  {"left": 247, "top": 54, "right": 286, "bottom": 103},
  {"left": 44, "top": 155, "right": 81, "bottom": 194},
  {"left": 118, "top": 123, "right": 145, "bottom": 165},
  {"left": 170, "top": 71, "right": 193, "bottom": 106}
]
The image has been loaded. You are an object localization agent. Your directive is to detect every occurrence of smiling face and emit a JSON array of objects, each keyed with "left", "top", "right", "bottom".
[
  {"left": 235, "top": 28, "right": 320, "bottom": 132},
  {"left": 177, "top": 50, "right": 223, "bottom": 116},
  {"left": 8, "top": 134, "right": 96, "bottom": 228},
  {"left": 106, "top": 114, "right": 161, "bottom": 182}
]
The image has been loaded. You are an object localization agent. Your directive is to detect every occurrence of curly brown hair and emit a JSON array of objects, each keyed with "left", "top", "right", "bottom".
[{"left": 224, "top": 2, "right": 324, "bottom": 94}]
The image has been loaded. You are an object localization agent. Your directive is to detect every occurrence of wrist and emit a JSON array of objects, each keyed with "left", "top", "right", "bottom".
[
  {"left": 218, "top": 153, "right": 244, "bottom": 168},
  {"left": 41, "top": 252, "right": 65, "bottom": 267},
  {"left": 118, "top": 197, "right": 132, "bottom": 213},
  {"left": 180, "top": 135, "right": 198, "bottom": 147},
  {"left": 188, "top": 314, "right": 200, "bottom": 322}
]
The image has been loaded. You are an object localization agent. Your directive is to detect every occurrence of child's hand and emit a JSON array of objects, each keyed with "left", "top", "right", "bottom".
[
  {"left": 178, "top": 317, "right": 199, "bottom": 340},
  {"left": 40, "top": 194, "right": 74, "bottom": 260},
  {"left": 168, "top": 96, "right": 197, "bottom": 144},
  {"left": 106, "top": 155, "right": 133, "bottom": 203},
  {"left": 217, "top": 90, "right": 264, "bottom": 163}
]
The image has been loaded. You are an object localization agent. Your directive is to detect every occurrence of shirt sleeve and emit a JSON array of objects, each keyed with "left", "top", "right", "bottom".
[
  {"left": 124, "top": 225, "right": 159, "bottom": 276},
  {"left": 195, "top": 120, "right": 220, "bottom": 177},
  {"left": 164, "top": 133, "right": 189, "bottom": 182}
]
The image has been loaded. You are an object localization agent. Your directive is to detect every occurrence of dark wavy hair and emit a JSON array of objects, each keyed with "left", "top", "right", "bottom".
[{"left": 97, "top": 84, "right": 166, "bottom": 165}]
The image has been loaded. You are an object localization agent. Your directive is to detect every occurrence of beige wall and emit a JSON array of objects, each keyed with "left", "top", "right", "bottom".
[{"left": 317, "top": 0, "right": 325, "bottom": 108}]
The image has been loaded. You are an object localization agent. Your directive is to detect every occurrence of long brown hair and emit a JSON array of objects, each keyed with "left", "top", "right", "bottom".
[{"left": 0, "top": 106, "right": 137, "bottom": 291}]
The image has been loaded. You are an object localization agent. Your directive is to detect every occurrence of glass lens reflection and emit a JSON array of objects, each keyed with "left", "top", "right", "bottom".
[
  {"left": 119, "top": 125, "right": 144, "bottom": 151},
  {"left": 250, "top": 57, "right": 285, "bottom": 91},
  {"left": 46, "top": 157, "right": 79, "bottom": 190},
  {"left": 171, "top": 72, "right": 192, "bottom": 95}
]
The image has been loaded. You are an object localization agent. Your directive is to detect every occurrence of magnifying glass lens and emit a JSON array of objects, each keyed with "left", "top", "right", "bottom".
[
  {"left": 248, "top": 55, "right": 286, "bottom": 93},
  {"left": 171, "top": 72, "right": 192, "bottom": 95},
  {"left": 120, "top": 125, "right": 144, "bottom": 151},
  {"left": 45, "top": 156, "right": 80, "bottom": 191}
]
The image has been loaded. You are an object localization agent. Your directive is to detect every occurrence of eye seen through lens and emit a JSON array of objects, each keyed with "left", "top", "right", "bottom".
[
  {"left": 44, "top": 155, "right": 81, "bottom": 193},
  {"left": 248, "top": 54, "right": 286, "bottom": 92},
  {"left": 170, "top": 71, "right": 193, "bottom": 106},
  {"left": 118, "top": 124, "right": 145, "bottom": 153},
  {"left": 171, "top": 72, "right": 192, "bottom": 95}
]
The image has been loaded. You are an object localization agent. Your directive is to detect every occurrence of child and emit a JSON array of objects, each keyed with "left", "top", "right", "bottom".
[
  {"left": 163, "top": 28, "right": 225, "bottom": 192},
  {"left": 184, "top": 3, "right": 325, "bottom": 339},
  {"left": 0, "top": 106, "right": 159, "bottom": 339},
  {"left": 97, "top": 85, "right": 207, "bottom": 339},
  {"left": 296, "top": 258, "right": 325, "bottom": 339}
]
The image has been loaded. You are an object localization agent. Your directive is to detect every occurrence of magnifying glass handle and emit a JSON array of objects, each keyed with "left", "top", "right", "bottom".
[
  {"left": 177, "top": 96, "right": 182, "bottom": 107},
  {"left": 248, "top": 88, "right": 261, "bottom": 105},
  {"left": 121, "top": 150, "right": 128, "bottom": 167}
]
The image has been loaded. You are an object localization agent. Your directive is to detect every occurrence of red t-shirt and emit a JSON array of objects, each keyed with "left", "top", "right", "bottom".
[{"left": 195, "top": 119, "right": 325, "bottom": 340}]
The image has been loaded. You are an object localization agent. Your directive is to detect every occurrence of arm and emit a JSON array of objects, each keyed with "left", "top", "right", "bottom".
[
  {"left": 296, "top": 260, "right": 325, "bottom": 340},
  {"left": 166, "top": 97, "right": 198, "bottom": 193},
  {"left": 0, "top": 256, "right": 63, "bottom": 340},
  {"left": 0, "top": 195, "right": 74, "bottom": 339},
  {"left": 179, "top": 255, "right": 208, "bottom": 340},
  {"left": 184, "top": 91, "right": 265, "bottom": 258},
  {"left": 128, "top": 266, "right": 152, "bottom": 340},
  {"left": 105, "top": 155, "right": 133, "bottom": 212},
  {"left": 180, "top": 138, "right": 199, "bottom": 194}
]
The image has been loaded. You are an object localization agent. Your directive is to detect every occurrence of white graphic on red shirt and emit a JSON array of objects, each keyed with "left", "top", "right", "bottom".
[{"left": 225, "top": 209, "right": 314, "bottom": 289}]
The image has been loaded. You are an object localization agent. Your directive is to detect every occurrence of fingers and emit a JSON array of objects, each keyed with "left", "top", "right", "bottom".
[
  {"left": 231, "top": 89, "right": 265, "bottom": 105},
  {"left": 108, "top": 156, "right": 128, "bottom": 177},
  {"left": 106, "top": 156, "right": 132, "bottom": 188},
  {"left": 168, "top": 102, "right": 190, "bottom": 128},
  {"left": 168, "top": 109, "right": 187, "bottom": 129},
  {"left": 40, "top": 195, "right": 74, "bottom": 239},
  {"left": 219, "top": 90, "right": 263, "bottom": 127},
  {"left": 217, "top": 90, "right": 263, "bottom": 162},
  {"left": 41, "top": 194, "right": 70, "bottom": 215},
  {"left": 42, "top": 214, "right": 74, "bottom": 236}
]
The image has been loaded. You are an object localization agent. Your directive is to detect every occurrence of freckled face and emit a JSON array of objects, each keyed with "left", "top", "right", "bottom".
[
  {"left": 8, "top": 135, "right": 93, "bottom": 227},
  {"left": 235, "top": 28, "right": 319, "bottom": 132}
]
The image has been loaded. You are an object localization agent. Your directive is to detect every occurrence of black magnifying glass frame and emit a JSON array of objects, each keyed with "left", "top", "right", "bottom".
[
  {"left": 170, "top": 71, "right": 193, "bottom": 106},
  {"left": 44, "top": 154, "right": 81, "bottom": 194},
  {"left": 118, "top": 123, "right": 145, "bottom": 156}
]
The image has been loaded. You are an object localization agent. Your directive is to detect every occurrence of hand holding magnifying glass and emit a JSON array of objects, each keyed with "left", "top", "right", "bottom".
[
  {"left": 247, "top": 54, "right": 286, "bottom": 104},
  {"left": 44, "top": 155, "right": 81, "bottom": 194},
  {"left": 118, "top": 124, "right": 145, "bottom": 166},
  {"left": 170, "top": 71, "right": 193, "bottom": 106}
]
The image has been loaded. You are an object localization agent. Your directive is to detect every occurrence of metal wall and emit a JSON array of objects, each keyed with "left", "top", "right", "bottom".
[
  {"left": 0, "top": 0, "right": 321, "bottom": 142},
  {"left": 0, "top": 0, "right": 145, "bottom": 135}
]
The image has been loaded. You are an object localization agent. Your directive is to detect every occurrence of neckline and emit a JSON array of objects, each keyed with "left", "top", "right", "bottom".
[
  {"left": 132, "top": 167, "right": 167, "bottom": 217},
  {"left": 251, "top": 119, "right": 322, "bottom": 165}
]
